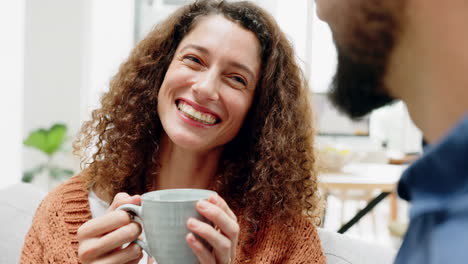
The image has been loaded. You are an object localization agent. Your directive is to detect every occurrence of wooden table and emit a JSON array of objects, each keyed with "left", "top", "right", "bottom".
[{"left": 319, "top": 163, "right": 407, "bottom": 233}]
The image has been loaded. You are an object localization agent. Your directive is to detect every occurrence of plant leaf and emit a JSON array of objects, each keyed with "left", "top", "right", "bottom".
[
  {"left": 23, "top": 129, "right": 48, "bottom": 155},
  {"left": 21, "top": 165, "right": 44, "bottom": 183},
  {"left": 23, "top": 123, "right": 68, "bottom": 156},
  {"left": 45, "top": 124, "right": 67, "bottom": 155},
  {"left": 49, "top": 167, "right": 74, "bottom": 179},
  {"left": 22, "top": 171, "right": 34, "bottom": 183},
  {"left": 62, "top": 169, "right": 74, "bottom": 176}
]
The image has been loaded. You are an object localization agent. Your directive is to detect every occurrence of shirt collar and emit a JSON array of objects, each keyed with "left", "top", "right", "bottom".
[{"left": 398, "top": 115, "right": 468, "bottom": 201}]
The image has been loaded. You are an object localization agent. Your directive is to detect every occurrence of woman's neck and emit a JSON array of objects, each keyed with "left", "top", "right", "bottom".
[{"left": 154, "top": 133, "right": 222, "bottom": 190}]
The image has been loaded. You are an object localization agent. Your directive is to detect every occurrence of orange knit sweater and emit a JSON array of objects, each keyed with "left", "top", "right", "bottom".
[{"left": 21, "top": 176, "right": 325, "bottom": 263}]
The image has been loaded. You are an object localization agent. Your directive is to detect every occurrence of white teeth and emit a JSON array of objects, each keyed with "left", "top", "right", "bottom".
[{"left": 177, "top": 101, "right": 217, "bottom": 125}]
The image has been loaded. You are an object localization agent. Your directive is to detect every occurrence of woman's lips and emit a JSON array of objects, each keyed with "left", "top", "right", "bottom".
[{"left": 176, "top": 99, "right": 220, "bottom": 126}]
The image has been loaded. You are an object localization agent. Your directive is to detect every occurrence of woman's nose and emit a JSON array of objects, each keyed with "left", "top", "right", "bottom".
[{"left": 192, "top": 71, "right": 220, "bottom": 102}]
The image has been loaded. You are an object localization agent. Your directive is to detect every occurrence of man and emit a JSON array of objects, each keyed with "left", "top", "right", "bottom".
[{"left": 315, "top": 0, "right": 468, "bottom": 263}]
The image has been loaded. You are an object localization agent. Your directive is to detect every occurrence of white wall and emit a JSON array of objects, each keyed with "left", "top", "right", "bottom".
[
  {"left": 0, "top": 0, "right": 25, "bottom": 189},
  {"left": 254, "top": 0, "right": 334, "bottom": 93},
  {"left": 22, "top": 0, "right": 87, "bottom": 178},
  {"left": 19, "top": 0, "right": 134, "bottom": 188},
  {"left": 82, "top": 0, "right": 135, "bottom": 123},
  {"left": 309, "top": 4, "right": 337, "bottom": 93},
  {"left": 275, "top": 0, "right": 309, "bottom": 69},
  {"left": 370, "top": 102, "right": 422, "bottom": 153}
]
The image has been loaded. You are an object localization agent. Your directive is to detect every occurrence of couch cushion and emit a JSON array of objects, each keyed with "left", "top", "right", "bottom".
[
  {"left": 318, "top": 228, "right": 396, "bottom": 264},
  {"left": 0, "top": 183, "right": 46, "bottom": 264}
]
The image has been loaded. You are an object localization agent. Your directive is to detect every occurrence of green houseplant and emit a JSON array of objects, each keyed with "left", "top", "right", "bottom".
[{"left": 22, "top": 123, "right": 74, "bottom": 183}]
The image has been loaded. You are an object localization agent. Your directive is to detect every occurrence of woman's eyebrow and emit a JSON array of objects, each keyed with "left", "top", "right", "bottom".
[
  {"left": 179, "top": 44, "right": 256, "bottom": 81},
  {"left": 227, "top": 61, "right": 256, "bottom": 81},
  {"left": 179, "top": 44, "right": 209, "bottom": 55}
]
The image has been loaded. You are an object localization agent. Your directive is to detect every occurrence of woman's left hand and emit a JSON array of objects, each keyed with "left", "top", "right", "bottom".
[{"left": 186, "top": 194, "right": 239, "bottom": 264}]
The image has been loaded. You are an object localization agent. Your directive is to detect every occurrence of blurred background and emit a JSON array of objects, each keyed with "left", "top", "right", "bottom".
[{"left": 1, "top": 0, "right": 422, "bottom": 249}]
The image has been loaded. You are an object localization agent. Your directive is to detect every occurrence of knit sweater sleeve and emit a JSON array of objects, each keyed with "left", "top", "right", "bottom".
[
  {"left": 280, "top": 217, "right": 325, "bottom": 264},
  {"left": 237, "top": 216, "right": 326, "bottom": 263},
  {"left": 21, "top": 199, "right": 47, "bottom": 264},
  {"left": 20, "top": 176, "right": 91, "bottom": 264}
]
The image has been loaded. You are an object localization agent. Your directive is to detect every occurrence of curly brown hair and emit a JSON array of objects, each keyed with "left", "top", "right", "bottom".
[{"left": 75, "top": 0, "right": 320, "bottom": 251}]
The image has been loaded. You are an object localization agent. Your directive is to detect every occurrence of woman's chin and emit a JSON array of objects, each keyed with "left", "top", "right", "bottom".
[
  {"left": 161, "top": 123, "right": 228, "bottom": 154},
  {"left": 167, "top": 133, "right": 216, "bottom": 153}
]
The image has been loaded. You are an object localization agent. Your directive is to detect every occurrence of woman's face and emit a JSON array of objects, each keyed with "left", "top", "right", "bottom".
[{"left": 157, "top": 15, "right": 261, "bottom": 153}]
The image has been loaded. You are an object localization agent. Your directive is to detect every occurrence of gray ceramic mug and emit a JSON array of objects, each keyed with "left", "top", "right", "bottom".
[{"left": 117, "top": 189, "right": 216, "bottom": 264}]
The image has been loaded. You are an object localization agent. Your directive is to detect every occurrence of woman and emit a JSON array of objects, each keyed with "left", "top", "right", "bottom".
[{"left": 21, "top": 0, "right": 325, "bottom": 263}]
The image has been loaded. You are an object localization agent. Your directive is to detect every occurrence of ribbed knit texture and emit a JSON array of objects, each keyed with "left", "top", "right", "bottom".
[{"left": 21, "top": 175, "right": 325, "bottom": 263}]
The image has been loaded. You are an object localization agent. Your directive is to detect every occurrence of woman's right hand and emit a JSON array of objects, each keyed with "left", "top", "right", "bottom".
[{"left": 77, "top": 192, "right": 143, "bottom": 264}]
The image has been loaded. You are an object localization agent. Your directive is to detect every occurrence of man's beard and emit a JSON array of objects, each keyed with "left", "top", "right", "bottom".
[
  {"left": 329, "top": 48, "right": 395, "bottom": 119},
  {"left": 328, "top": 1, "right": 405, "bottom": 119}
]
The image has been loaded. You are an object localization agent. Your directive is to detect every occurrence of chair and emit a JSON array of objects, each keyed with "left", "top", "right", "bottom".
[{"left": 0, "top": 183, "right": 46, "bottom": 263}]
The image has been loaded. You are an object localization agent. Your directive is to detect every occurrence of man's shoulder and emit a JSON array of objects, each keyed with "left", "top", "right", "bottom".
[
  {"left": 398, "top": 115, "right": 468, "bottom": 202},
  {"left": 396, "top": 211, "right": 468, "bottom": 263}
]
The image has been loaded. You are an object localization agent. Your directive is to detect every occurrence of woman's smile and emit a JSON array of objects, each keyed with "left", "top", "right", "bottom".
[
  {"left": 157, "top": 15, "right": 260, "bottom": 152},
  {"left": 176, "top": 99, "right": 220, "bottom": 126}
]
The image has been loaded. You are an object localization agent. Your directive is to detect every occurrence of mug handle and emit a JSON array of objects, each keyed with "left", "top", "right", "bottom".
[{"left": 117, "top": 204, "right": 150, "bottom": 255}]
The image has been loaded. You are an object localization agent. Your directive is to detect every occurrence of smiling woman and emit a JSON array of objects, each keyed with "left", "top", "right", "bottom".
[
  {"left": 158, "top": 15, "right": 260, "bottom": 153},
  {"left": 21, "top": 1, "right": 325, "bottom": 263}
]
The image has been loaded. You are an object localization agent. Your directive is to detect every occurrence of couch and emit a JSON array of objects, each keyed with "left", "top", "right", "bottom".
[{"left": 0, "top": 183, "right": 396, "bottom": 264}]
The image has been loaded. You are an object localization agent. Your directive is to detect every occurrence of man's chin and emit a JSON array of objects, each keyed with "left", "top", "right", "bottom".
[
  {"left": 324, "top": 0, "right": 405, "bottom": 119},
  {"left": 328, "top": 51, "right": 396, "bottom": 119}
]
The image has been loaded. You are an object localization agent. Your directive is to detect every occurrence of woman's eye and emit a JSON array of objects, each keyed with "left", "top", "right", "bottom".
[
  {"left": 184, "top": 55, "right": 201, "bottom": 64},
  {"left": 231, "top": 76, "right": 247, "bottom": 86}
]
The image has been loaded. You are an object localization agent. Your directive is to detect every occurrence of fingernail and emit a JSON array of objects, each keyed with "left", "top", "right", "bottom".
[
  {"left": 198, "top": 200, "right": 209, "bottom": 210},
  {"left": 187, "top": 233, "right": 196, "bottom": 242},
  {"left": 188, "top": 218, "right": 199, "bottom": 228},
  {"left": 209, "top": 195, "right": 218, "bottom": 204}
]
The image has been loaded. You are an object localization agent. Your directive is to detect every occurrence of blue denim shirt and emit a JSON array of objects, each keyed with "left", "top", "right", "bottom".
[{"left": 395, "top": 116, "right": 468, "bottom": 264}]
